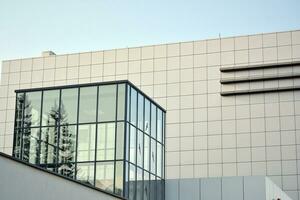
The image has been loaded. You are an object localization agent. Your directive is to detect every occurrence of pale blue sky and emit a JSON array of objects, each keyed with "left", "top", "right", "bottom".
[{"left": 0, "top": 0, "right": 300, "bottom": 70}]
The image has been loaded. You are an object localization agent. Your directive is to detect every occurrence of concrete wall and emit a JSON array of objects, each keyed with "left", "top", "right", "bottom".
[
  {"left": 0, "top": 153, "right": 122, "bottom": 200},
  {"left": 1, "top": 29, "right": 300, "bottom": 199},
  {"left": 165, "top": 176, "right": 292, "bottom": 200}
]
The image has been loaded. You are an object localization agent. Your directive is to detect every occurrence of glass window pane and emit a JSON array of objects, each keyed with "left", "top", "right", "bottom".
[
  {"left": 40, "top": 126, "right": 59, "bottom": 169},
  {"left": 77, "top": 162, "right": 94, "bottom": 186},
  {"left": 129, "top": 164, "right": 136, "bottom": 200},
  {"left": 144, "top": 135, "right": 150, "bottom": 171},
  {"left": 115, "top": 161, "right": 124, "bottom": 196},
  {"left": 138, "top": 93, "right": 144, "bottom": 130},
  {"left": 95, "top": 161, "right": 114, "bottom": 193},
  {"left": 42, "top": 90, "right": 60, "bottom": 126},
  {"left": 59, "top": 125, "right": 77, "bottom": 163},
  {"left": 157, "top": 178, "right": 163, "bottom": 200},
  {"left": 57, "top": 125, "right": 76, "bottom": 178},
  {"left": 150, "top": 104, "right": 156, "bottom": 139},
  {"left": 116, "top": 122, "right": 124, "bottom": 160},
  {"left": 13, "top": 129, "right": 22, "bottom": 159},
  {"left": 126, "top": 85, "right": 130, "bottom": 122},
  {"left": 137, "top": 130, "right": 143, "bottom": 167},
  {"left": 136, "top": 168, "right": 143, "bottom": 200},
  {"left": 117, "top": 84, "right": 126, "bottom": 120},
  {"left": 125, "top": 124, "right": 129, "bottom": 161},
  {"left": 129, "top": 125, "right": 136, "bottom": 164},
  {"left": 157, "top": 109, "right": 163, "bottom": 143},
  {"left": 124, "top": 162, "right": 129, "bottom": 198},
  {"left": 79, "top": 87, "right": 97, "bottom": 123},
  {"left": 97, "top": 123, "right": 115, "bottom": 161},
  {"left": 15, "top": 93, "right": 25, "bottom": 129},
  {"left": 157, "top": 143, "right": 162, "bottom": 177},
  {"left": 99, "top": 85, "right": 116, "bottom": 122},
  {"left": 58, "top": 162, "right": 75, "bottom": 179},
  {"left": 61, "top": 88, "right": 78, "bottom": 125},
  {"left": 143, "top": 171, "right": 150, "bottom": 200},
  {"left": 130, "top": 88, "right": 137, "bottom": 125},
  {"left": 150, "top": 139, "right": 156, "bottom": 174},
  {"left": 22, "top": 127, "right": 40, "bottom": 164},
  {"left": 24, "top": 92, "right": 42, "bottom": 127},
  {"left": 150, "top": 175, "right": 156, "bottom": 200},
  {"left": 77, "top": 124, "right": 96, "bottom": 162},
  {"left": 144, "top": 99, "right": 150, "bottom": 134}
]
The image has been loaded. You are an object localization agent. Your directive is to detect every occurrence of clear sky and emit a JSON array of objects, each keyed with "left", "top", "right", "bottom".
[{"left": 0, "top": 0, "right": 300, "bottom": 70}]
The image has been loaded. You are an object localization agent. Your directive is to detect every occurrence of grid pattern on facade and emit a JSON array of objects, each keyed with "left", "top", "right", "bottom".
[
  {"left": 1, "top": 29, "right": 300, "bottom": 199},
  {"left": 12, "top": 80, "right": 165, "bottom": 200}
]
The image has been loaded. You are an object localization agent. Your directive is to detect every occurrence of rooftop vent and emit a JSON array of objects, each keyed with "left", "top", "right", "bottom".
[{"left": 42, "top": 51, "right": 56, "bottom": 57}]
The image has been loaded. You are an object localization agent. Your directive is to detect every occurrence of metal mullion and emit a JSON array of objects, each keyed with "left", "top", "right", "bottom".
[
  {"left": 15, "top": 80, "right": 165, "bottom": 112},
  {"left": 74, "top": 87, "right": 80, "bottom": 179},
  {"left": 113, "top": 85, "right": 118, "bottom": 193},
  {"left": 93, "top": 86, "right": 99, "bottom": 186},
  {"left": 123, "top": 83, "right": 129, "bottom": 198}
]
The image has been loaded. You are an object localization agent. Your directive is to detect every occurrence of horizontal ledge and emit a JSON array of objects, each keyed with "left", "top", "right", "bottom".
[
  {"left": 220, "top": 61, "right": 300, "bottom": 72},
  {"left": 220, "top": 73, "right": 300, "bottom": 84},
  {"left": 220, "top": 86, "right": 300, "bottom": 96}
]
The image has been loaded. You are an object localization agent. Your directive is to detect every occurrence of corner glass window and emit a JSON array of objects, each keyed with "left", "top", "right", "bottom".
[
  {"left": 117, "top": 84, "right": 126, "bottom": 120},
  {"left": 144, "top": 135, "right": 150, "bottom": 171},
  {"left": 98, "top": 85, "right": 116, "bottom": 122},
  {"left": 150, "top": 139, "right": 156, "bottom": 174},
  {"left": 144, "top": 99, "right": 150, "bottom": 134},
  {"left": 77, "top": 124, "right": 96, "bottom": 162},
  {"left": 58, "top": 125, "right": 77, "bottom": 163},
  {"left": 40, "top": 126, "right": 59, "bottom": 167},
  {"left": 143, "top": 171, "right": 150, "bottom": 200},
  {"left": 42, "top": 90, "right": 60, "bottom": 126},
  {"left": 77, "top": 162, "right": 94, "bottom": 186},
  {"left": 115, "top": 161, "right": 124, "bottom": 195},
  {"left": 95, "top": 161, "right": 114, "bottom": 192},
  {"left": 137, "top": 130, "right": 143, "bottom": 167},
  {"left": 22, "top": 127, "right": 40, "bottom": 164},
  {"left": 61, "top": 88, "right": 78, "bottom": 125},
  {"left": 79, "top": 87, "right": 97, "bottom": 123},
  {"left": 157, "top": 109, "right": 163, "bottom": 143},
  {"left": 15, "top": 93, "right": 25, "bottom": 129},
  {"left": 150, "top": 104, "right": 156, "bottom": 139},
  {"left": 115, "top": 122, "right": 124, "bottom": 160},
  {"left": 24, "top": 91, "right": 42, "bottom": 127},
  {"left": 130, "top": 88, "right": 137, "bottom": 125},
  {"left": 129, "top": 125, "right": 136, "bottom": 164},
  {"left": 138, "top": 93, "right": 144, "bottom": 130},
  {"left": 97, "top": 123, "right": 115, "bottom": 161}
]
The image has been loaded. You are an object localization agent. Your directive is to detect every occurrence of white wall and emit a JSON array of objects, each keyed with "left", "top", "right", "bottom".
[
  {"left": 165, "top": 176, "right": 292, "bottom": 200},
  {"left": 1, "top": 29, "right": 300, "bottom": 199},
  {"left": 0, "top": 153, "right": 122, "bottom": 200}
]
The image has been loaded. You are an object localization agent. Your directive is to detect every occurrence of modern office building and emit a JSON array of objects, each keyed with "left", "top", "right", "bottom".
[
  {"left": 0, "top": 29, "right": 300, "bottom": 200},
  {"left": 12, "top": 80, "right": 165, "bottom": 200}
]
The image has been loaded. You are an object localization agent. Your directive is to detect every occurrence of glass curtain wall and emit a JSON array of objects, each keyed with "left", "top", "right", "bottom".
[
  {"left": 124, "top": 85, "right": 165, "bottom": 200},
  {"left": 13, "top": 81, "right": 165, "bottom": 200}
]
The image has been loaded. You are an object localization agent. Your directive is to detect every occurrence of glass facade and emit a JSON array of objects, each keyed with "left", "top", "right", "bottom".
[{"left": 12, "top": 81, "right": 165, "bottom": 200}]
